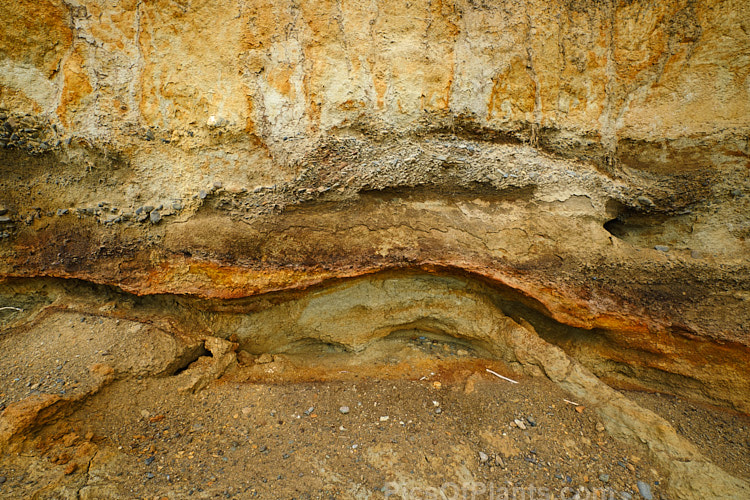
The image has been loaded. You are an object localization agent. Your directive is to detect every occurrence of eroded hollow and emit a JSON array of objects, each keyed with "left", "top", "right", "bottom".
[{"left": 2, "top": 271, "right": 749, "bottom": 412}]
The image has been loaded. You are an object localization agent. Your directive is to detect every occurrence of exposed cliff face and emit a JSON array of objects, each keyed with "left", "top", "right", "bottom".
[{"left": 1, "top": 1, "right": 749, "bottom": 496}]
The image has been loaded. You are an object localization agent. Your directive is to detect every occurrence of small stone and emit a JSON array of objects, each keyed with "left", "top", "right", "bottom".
[
  {"left": 637, "top": 480, "right": 653, "bottom": 500},
  {"left": 339, "top": 406, "right": 350, "bottom": 414},
  {"left": 64, "top": 463, "right": 77, "bottom": 475},
  {"left": 140, "top": 409, "right": 150, "bottom": 418},
  {"left": 213, "top": 181, "right": 223, "bottom": 189},
  {"left": 145, "top": 456, "right": 155, "bottom": 465},
  {"left": 255, "top": 353, "right": 273, "bottom": 364},
  {"left": 304, "top": 407, "right": 314, "bottom": 416},
  {"left": 690, "top": 250, "right": 701, "bottom": 259},
  {"left": 0, "top": 476, "right": 6, "bottom": 484},
  {"left": 434, "top": 407, "right": 442, "bottom": 414},
  {"left": 0, "top": 216, "right": 11, "bottom": 223},
  {"left": 654, "top": 245, "right": 669, "bottom": 252},
  {"left": 146, "top": 472, "right": 155, "bottom": 479},
  {"left": 172, "top": 201, "right": 183, "bottom": 210},
  {"left": 379, "top": 416, "right": 389, "bottom": 422},
  {"left": 149, "top": 210, "right": 161, "bottom": 224},
  {"left": 514, "top": 419, "right": 527, "bottom": 430},
  {"left": 526, "top": 416, "right": 536, "bottom": 427},
  {"left": 637, "top": 196, "right": 654, "bottom": 207},
  {"left": 599, "top": 474, "right": 609, "bottom": 483},
  {"left": 620, "top": 493, "right": 633, "bottom": 500},
  {"left": 478, "top": 451, "right": 489, "bottom": 463},
  {"left": 596, "top": 422, "right": 606, "bottom": 432},
  {"left": 199, "top": 190, "right": 207, "bottom": 200}
]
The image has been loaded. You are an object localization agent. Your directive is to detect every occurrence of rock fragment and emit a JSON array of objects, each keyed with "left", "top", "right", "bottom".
[{"left": 637, "top": 481, "right": 653, "bottom": 499}]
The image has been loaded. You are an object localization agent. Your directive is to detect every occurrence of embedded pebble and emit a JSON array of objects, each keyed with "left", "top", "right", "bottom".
[
  {"left": 654, "top": 245, "right": 669, "bottom": 252},
  {"left": 478, "top": 451, "right": 489, "bottom": 463},
  {"left": 637, "top": 480, "right": 653, "bottom": 499},
  {"left": 637, "top": 196, "right": 654, "bottom": 207},
  {"left": 514, "top": 418, "right": 527, "bottom": 430},
  {"left": 339, "top": 406, "right": 350, "bottom": 414},
  {"left": 149, "top": 210, "right": 161, "bottom": 224}
]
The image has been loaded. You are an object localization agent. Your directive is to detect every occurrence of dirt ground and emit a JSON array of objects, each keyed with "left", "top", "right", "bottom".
[
  {"left": 625, "top": 391, "right": 750, "bottom": 482},
  {"left": 0, "top": 358, "right": 673, "bottom": 500}
]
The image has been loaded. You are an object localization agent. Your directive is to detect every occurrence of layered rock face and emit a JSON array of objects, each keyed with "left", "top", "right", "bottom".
[{"left": 1, "top": 0, "right": 749, "bottom": 415}]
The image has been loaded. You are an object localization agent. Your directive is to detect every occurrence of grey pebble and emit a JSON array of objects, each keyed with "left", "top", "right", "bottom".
[
  {"left": 434, "top": 407, "right": 442, "bottom": 414},
  {"left": 304, "top": 406, "right": 314, "bottom": 416},
  {"left": 478, "top": 451, "right": 489, "bottom": 463},
  {"left": 199, "top": 190, "right": 207, "bottom": 200},
  {"left": 339, "top": 406, "right": 350, "bottom": 414},
  {"left": 145, "top": 456, "right": 155, "bottom": 465},
  {"left": 145, "top": 472, "right": 155, "bottom": 479},
  {"left": 598, "top": 473, "right": 609, "bottom": 483},
  {"left": 149, "top": 211, "right": 161, "bottom": 224},
  {"left": 637, "top": 195, "right": 654, "bottom": 207},
  {"left": 654, "top": 245, "right": 670, "bottom": 252},
  {"left": 636, "top": 480, "right": 653, "bottom": 500},
  {"left": 0, "top": 476, "right": 5, "bottom": 484},
  {"left": 172, "top": 201, "right": 183, "bottom": 210}
]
